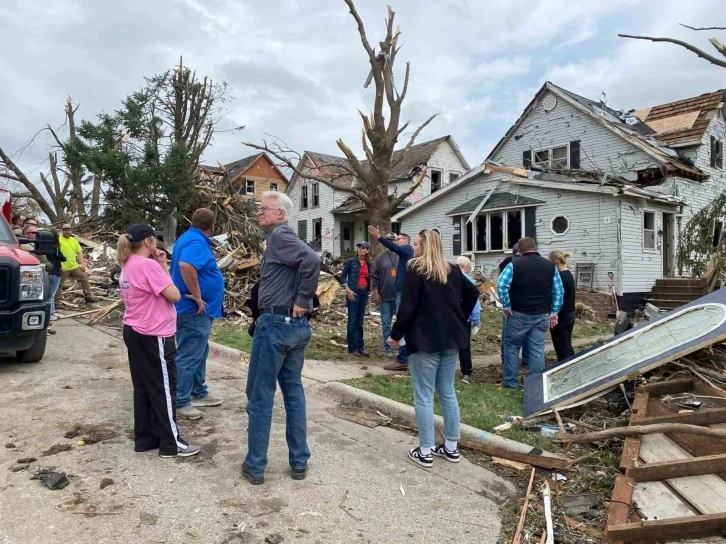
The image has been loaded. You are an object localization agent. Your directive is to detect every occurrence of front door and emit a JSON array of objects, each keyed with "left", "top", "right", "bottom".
[
  {"left": 341, "top": 221, "right": 354, "bottom": 255},
  {"left": 662, "top": 213, "right": 674, "bottom": 277}
]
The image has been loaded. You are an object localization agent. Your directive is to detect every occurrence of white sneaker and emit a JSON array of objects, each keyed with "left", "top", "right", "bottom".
[{"left": 50, "top": 313, "right": 59, "bottom": 321}]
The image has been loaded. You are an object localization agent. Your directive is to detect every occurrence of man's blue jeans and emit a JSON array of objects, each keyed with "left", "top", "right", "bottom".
[
  {"left": 244, "top": 313, "right": 312, "bottom": 477},
  {"left": 48, "top": 274, "right": 61, "bottom": 314},
  {"left": 409, "top": 349, "right": 460, "bottom": 448},
  {"left": 502, "top": 312, "right": 549, "bottom": 389},
  {"left": 501, "top": 315, "right": 530, "bottom": 365},
  {"left": 346, "top": 288, "right": 369, "bottom": 353},
  {"left": 395, "top": 292, "right": 408, "bottom": 364},
  {"left": 175, "top": 312, "right": 213, "bottom": 408},
  {"left": 379, "top": 300, "right": 396, "bottom": 351}
]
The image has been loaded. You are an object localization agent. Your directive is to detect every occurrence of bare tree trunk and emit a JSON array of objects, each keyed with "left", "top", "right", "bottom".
[
  {"left": 0, "top": 146, "right": 58, "bottom": 223},
  {"left": 90, "top": 174, "right": 102, "bottom": 217}
]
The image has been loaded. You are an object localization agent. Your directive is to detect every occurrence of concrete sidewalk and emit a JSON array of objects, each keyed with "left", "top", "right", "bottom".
[{"left": 0, "top": 320, "right": 511, "bottom": 543}]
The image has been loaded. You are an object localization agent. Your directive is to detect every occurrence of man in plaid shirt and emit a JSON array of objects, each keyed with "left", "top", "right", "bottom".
[{"left": 497, "top": 237, "right": 563, "bottom": 389}]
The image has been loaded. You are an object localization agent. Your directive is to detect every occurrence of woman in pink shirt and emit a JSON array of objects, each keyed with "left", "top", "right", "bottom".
[{"left": 117, "top": 224, "right": 201, "bottom": 458}]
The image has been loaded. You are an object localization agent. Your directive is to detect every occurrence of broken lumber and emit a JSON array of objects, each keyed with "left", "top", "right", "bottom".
[
  {"left": 511, "top": 467, "right": 536, "bottom": 544},
  {"left": 626, "top": 453, "right": 726, "bottom": 482},
  {"left": 637, "top": 407, "right": 726, "bottom": 427},
  {"left": 557, "top": 423, "right": 726, "bottom": 444},
  {"left": 459, "top": 440, "right": 573, "bottom": 471},
  {"left": 606, "top": 512, "right": 726, "bottom": 541}
]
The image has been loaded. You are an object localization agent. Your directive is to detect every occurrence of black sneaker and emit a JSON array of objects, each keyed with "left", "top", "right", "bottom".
[
  {"left": 242, "top": 464, "right": 264, "bottom": 485},
  {"left": 408, "top": 447, "right": 433, "bottom": 468},
  {"left": 432, "top": 443, "right": 460, "bottom": 463},
  {"left": 291, "top": 466, "right": 308, "bottom": 480}
]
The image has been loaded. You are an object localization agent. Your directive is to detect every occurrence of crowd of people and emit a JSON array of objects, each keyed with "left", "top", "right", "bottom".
[{"left": 11, "top": 195, "right": 577, "bottom": 478}]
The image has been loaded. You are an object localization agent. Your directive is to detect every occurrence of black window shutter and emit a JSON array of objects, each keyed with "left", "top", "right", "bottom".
[
  {"left": 524, "top": 208, "right": 537, "bottom": 242},
  {"left": 569, "top": 141, "right": 581, "bottom": 169},
  {"left": 523, "top": 150, "right": 532, "bottom": 168},
  {"left": 711, "top": 136, "right": 717, "bottom": 168},
  {"left": 453, "top": 233, "right": 461, "bottom": 256}
]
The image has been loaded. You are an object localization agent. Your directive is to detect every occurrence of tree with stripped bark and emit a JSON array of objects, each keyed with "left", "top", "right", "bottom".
[{"left": 245, "top": 1, "right": 437, "bottom": 247}]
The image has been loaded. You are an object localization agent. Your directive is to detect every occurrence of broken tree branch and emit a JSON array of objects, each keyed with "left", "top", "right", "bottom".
[
  {"left": 680, "top": 24, "right": 726, "bottom": 31},
  {"left": 557, "top": 422, "right": 726, "bottom": 444},
  {"left": 618, "top": 33, "right": 726, "bottom": 68},
  {"left": 512, "top": 467, "right": 536, "bottom": 544}
]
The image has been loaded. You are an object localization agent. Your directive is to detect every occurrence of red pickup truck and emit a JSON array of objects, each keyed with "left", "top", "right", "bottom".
[{"left": 0, "top": 213, "right": 50, "bottom": 362}]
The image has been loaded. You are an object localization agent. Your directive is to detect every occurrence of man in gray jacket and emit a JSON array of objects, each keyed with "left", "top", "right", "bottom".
[
  {"left": 242, "top": 191, "right": 321, "bottom": 486},
  {"left": 371, "top": 235, "right": 399, "bottom": 357}
]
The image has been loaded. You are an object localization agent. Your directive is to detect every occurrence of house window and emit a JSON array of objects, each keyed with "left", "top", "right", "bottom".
[
  {"left": 270, "top": 182, "right": 278, "bottom": 191},
  {"left": 300, "top": 185, "right": 309, "bottom": 209},
  {"left": 551, "top": 215, "right": 569, "bottom": 235},
  {"left": 713, "top": 220, "right": 724, "bottom": 248},
  {"left": 245, "top": 179, "right": 255, "bottom": 194},
  {"left": 431, "top": 170, "right": 442, "bottom": 193},
  {"left": 466, "top": 208, "right": 527, "bottom": 253},
  {"left": 449, "top": 172, "right": 460, "bottom": 184},
  {"left": 392, "top": 222, "right": 401, "bottom": 234},
  {"left": 297, "top": 220, "right": 307, "bottom": 241},
  {"left": 533, "top": 145, "right": 569, "bottom": 169},
  {"left": 312, "top": 218, "right": 322, "bottom": 250},
  {"left": 711, "top": 136, "right": 724, "bottom": 170},
  {"left": 312, "top": 182, "right": 320, "bottom": 207},
  {"left": 643, "top": 211, "right": 656, "bottom": 251}
]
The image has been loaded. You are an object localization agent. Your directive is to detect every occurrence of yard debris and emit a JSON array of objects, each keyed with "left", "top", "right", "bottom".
[
  {"left": 41, "top": 444, "right": 72, "bottom": 457},
  {"left": 562, "top": 493, "right": 600, "bottom": 516},
  {"left": 459, "top": 440, "right": 572, "bottom": 471},
  {"left": 542, "top": 482, "right": 554, "bottom": 544},
  {"left": 512, "top": 467, "right": 536, "bottom": 544},
  {"left": 31, "top": 466, "right": 70, "bottom": 490},
  {"left": 491, "top": 457, "right": 528, "bottom": 471}
]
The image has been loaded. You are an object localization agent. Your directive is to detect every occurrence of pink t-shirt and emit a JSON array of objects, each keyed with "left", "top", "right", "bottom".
[{"left": 120, "top": 255, "right": 176, "bottom": 337}]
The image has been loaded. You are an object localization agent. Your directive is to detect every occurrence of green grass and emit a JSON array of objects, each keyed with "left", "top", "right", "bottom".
[
  {"left": 573, "top": 319, "right": 612, "bottom": 339},
  {"left": 211, "top": 323, "right": 253, "bottom": 353},
  {"left": 345, "top": 373, "right": 557, "bottom": 451}
]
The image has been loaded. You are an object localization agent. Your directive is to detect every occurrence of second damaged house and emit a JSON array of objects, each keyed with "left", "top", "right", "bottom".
[{"left": 395, "top": 82, "right": 726, "bottom": 312}]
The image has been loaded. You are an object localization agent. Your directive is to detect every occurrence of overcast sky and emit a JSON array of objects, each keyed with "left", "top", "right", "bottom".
[{"left": 1, "top": 0, "right": 724, "bottom": 186}]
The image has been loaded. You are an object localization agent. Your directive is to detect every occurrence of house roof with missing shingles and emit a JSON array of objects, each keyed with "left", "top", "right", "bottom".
[
  {"left": 446, "top": 192, "right": 545, "bottom": 216},
  {"left": 201, "top": 153, "right": 262, "bottom": 181},
  {"left": 635, "top": 89, "right": 726, "bottom": 146}
]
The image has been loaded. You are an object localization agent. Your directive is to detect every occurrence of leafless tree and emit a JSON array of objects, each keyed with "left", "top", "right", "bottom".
[
  {"left": 619, "top": 24, "right": 726, "bottom": 69},
  {"left": 245, "top": 1, "right": 437, "bottom": 241}
]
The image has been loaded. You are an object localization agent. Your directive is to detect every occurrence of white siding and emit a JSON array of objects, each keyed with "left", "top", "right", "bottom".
[
  {"left": 619, "top": 199, "right": 676, "bottom": 293},
  {"left": 493, "top": 96, "right": 660, "bottom": 176}
]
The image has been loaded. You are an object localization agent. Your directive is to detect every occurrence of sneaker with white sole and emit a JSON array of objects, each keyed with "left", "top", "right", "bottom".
[
  {"left": 177, "top": 406, "right": 203, "bottom": 420},
  {"left": 461, "top": 374, "right": 473, "bottom": 384},
  {"left": 49, "top": 314, "right": 59, "bottom": 321},
  {"left": 191, "top": 396, "right": 224, "bottom": 408},
  {"left": 160, "top": 444, "right": 201, "bottom": 458},
  {"left": 408, "top": 446, "right": 433, "bottom": 468},
  {"left": 431, "top": 443, "right": 460, "bottom": 463}
]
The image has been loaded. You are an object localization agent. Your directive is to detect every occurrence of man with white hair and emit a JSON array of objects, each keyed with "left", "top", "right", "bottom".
[
  {"left": 242, "top": 191, "right": 320, "bottom": 486},
  {"left": 456, "top": 256, "right": 481, "bottom": 384}
]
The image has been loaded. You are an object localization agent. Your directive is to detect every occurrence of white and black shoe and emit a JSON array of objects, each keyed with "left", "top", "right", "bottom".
[
  {"left": 432, "top": 443, "right": 460, "bottom": 463},
  {"left": 408, "top": 446, "right": 433, "bottom": 468}
]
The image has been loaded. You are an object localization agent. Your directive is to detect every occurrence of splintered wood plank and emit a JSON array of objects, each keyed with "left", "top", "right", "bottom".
[
  {"left": 639, "top": 378, "right": 694, "bottom": 396},
  {"left": 640, "top": 434, "right": 726, "bottom": 514},
  {"left": 621, "top": 392, "right": 649, "bottom": 472},
  {"left": 632, "top": 481, "right": 697, "bottom": 520},
  {"left": 638, "top": 407, "right": 726, "bottom": 427},
  {"left": 628, "top": 454, "right": 726, "bottom": 482},
  {"left": 646, "top": 398, "right": 726, "bottom": 457},
  {"left": 606, "top": 513, "right": 726, "bottom": 541}
]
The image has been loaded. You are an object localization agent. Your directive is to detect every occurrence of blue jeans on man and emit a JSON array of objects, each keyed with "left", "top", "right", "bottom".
[
  {"left": 244, "top": 313, "right": 312, "bottom": 477},
  {"left": 409, "top": 349, "right": 460, "bottom": 447},
  {"left": 395, "top": 292, "right": 408, "bottom": 364},
  {"left": 175, "top": 312, "right": 214, "bottom": 408},
  {"left": 501, "top": 315, "right": 530, "bottom": 367},
  {"left": 502, "top": 312, "right": 549, "bottom": 389},
  {"left": 346, "top": 288, "right": 369, "bottom": 353},
  {"left": 379, "top": 300, "right": 396, "bottom": 352}
]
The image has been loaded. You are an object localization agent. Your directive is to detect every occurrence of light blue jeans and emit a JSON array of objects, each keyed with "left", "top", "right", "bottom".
[
  {"left": 409, "top": 349, "right": 461, "bottom": 448},
  {"left": 175, "top": 312, "right": 213, "bottom": 408},
  {"left": 244, "top": 313, "right": 312, "bottom": 476},
  {"left": 502, "top": 312, "right": 549, "bottom": 388},
  {"left": 379, "top": 300, "right": 396, "bottom": 351},
  {"left": 48, "top": 274, "right": 61, "bottom": 314}
]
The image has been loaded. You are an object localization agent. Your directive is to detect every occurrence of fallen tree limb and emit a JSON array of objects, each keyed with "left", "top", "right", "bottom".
[
  {"left": 557, "top": 423, "right": 726, "bottom": 444},
  {"left": 459, "top": 440, "right": 573, "bottom": 471},
  {"left": 512, "top": 467, "right": 536, "bottom": 544}
]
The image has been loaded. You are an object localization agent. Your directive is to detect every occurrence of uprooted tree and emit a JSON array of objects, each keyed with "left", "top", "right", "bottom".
[
  {"left": 0, "top": 97, "right": 102, "bottom": 224},
  {"left": 245, "top": 1, "right": 436, "bottom": 245},
  {"left": 78, "top": 58, "right": 235, "bottom": 239},
  {"left": 620, "top": 25, "right": 726, "bottom": 278}
]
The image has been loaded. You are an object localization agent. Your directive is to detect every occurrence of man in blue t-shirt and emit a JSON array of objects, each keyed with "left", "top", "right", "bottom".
[
  {"left": 171, "top": 208, "right": 225, "bottom": 420},
  {"left": 368, "top": 225, "right": 413, "bottom": 371}
]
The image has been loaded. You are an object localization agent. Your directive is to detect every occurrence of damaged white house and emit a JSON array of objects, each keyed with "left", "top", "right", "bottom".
[
  {"left": 286, "top": 136, "right": 469, "bottom": 258},
  {"left": 394, "top": 82, "right": 726, "bottom": 311}
]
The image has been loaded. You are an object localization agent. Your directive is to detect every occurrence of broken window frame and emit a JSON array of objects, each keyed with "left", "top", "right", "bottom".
[
  {"left": 430, "top": 169, "right": 442, "bottom": 193},
  {"left": 245, "top": 178, "right": 255, "bottom": 194},
  {"left": 533, "top": 144, "right": 569, "bottom": 169},
  {"left": 300, "top": 185, "right": 309, "bottom": 209},
  {"left": 269, "top": 182, "right": 278, "bottom": 191},
  {"left": 312, "top": 218, "right": 322, "bottom": 251},
  {"left": 643, "top": 210, "right": 657, "bottom": 252},
  {"left": 461, "top": 206, "right": 526, "bottom": 253}
]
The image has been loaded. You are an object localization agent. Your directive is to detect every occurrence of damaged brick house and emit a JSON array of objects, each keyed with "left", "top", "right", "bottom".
[
  {"left": 286, "top": 136, "right": 469, "bottom": 257},
  {"left": 394, "top": 82, "right": 726, "bottom": 311}
]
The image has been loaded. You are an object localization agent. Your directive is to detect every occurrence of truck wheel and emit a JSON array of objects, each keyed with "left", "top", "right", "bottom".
[{"left": 16, "top": 329, "right": 48, "bottom": 363}]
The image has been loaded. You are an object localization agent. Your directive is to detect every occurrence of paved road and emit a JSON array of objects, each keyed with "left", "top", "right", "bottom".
[{"left": 0, "top": 320, "right": 511, "bottom": 544}]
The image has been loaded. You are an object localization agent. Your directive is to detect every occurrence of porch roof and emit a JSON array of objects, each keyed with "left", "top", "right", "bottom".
[{"left": 446, "top": 192, "right": 545, "bottom": 216}]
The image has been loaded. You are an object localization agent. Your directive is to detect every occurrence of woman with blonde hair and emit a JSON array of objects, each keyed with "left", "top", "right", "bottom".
[
  {"left": 548, "top": 250, "right": 576, "bottom": 361},
  {"left": 117, "top": 223, "right": 201, "bottom": 458},
  {"left": 388, "top": 230, "right": 479, "bottom": 468}
]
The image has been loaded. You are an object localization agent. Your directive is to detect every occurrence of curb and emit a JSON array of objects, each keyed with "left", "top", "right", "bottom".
[
  {"left": 208, "top": 341, "right": 247, "bottom": 364},
  {"left": 318, "top": 381, "right": 568, "bottom": 460}
]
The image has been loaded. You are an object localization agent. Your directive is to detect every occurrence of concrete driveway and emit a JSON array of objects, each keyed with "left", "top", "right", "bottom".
[{"left": 0, "top": 319, "right": 510, "bottom": 543}]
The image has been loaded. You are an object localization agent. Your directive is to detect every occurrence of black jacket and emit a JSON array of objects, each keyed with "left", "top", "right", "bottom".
[{"left": 390, "top": 264, "right": 479, "bottom": 355}]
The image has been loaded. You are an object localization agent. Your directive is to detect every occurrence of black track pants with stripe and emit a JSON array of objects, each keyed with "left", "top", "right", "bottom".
[{"left": 123, "top": 325, "right": 188, "bottom": 456}]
